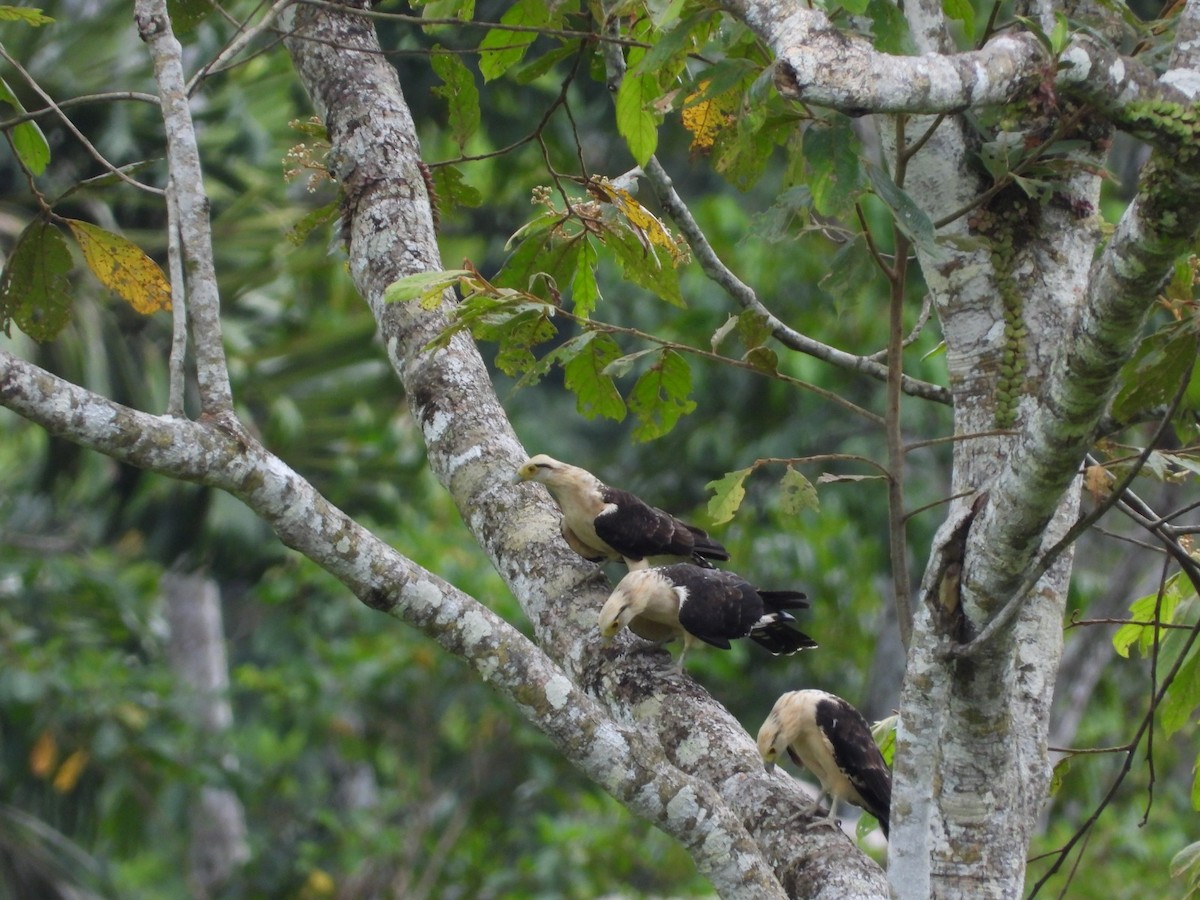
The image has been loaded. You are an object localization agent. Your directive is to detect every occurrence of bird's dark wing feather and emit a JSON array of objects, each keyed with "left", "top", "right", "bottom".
[
  {"left": 670, "top": 565, "right": 761, "bottom": 647},
  {"left": 593, "top": 488, "right": 728, "bottom": 562},
  {"left": 815, "top": 696, "right": 892, "bottom": 836}
]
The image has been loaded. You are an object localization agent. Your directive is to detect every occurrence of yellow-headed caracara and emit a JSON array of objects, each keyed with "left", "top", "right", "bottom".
[
  {"left": 516, "top": 455, "right": 729, "bottom": 569},
  {"left": 598, "top": 563, "right": 816, "bottom": 669},
  {"left": 757, "top": 689, "right": 892, "bottom": 838}
]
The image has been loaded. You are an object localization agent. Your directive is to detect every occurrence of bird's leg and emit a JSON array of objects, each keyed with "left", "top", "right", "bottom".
[
  {"left": 803, "top": 795, "right": 841, "bottom": 833},
  {"left": 673, "top": 635, "right": 697, "bottom": 672}
]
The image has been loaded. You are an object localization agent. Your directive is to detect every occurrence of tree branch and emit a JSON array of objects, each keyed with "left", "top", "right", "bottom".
[
  {"left": 0, "top": 346, "right": 789, "bottom": 897},
  {"left": 136, "top": 0, "right": 234, "bottom": 414}
]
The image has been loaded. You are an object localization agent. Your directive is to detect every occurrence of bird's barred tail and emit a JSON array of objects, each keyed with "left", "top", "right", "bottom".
[{"left": 750, "top": 613, "right": 819, "bottom": 655}]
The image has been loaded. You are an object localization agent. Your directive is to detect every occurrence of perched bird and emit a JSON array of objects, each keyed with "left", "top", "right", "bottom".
[
  {"left": 757, "top": 689, "right": 892, "bottom": 838},
  {"left": 598, "top": 563, "right": 816, "bottom": 669},
  {"left": 516, "top": 454, "right": 729, "bottom": 569}
]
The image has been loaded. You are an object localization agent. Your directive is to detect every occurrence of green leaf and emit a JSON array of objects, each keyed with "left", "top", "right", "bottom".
[
  {"left": 416, "top": 0, "right": 475, "bottom": 23},
  {"left": 1049, "top": 12, "right": 1071, "bottom": 54},
  {"left": 0, "top": 219, "right": 74, "bottom": 341},
  {"left": 0, "top": 75, "right": 50, "bottom": 176},
  {"left": 820, "top": 235, "right": 878, "bottom": 304},
  {"left": 743, "top": 346, "right": 778, "bottom": 374},
  {"left": 616, "top": 72, "right": 659, "bottom": 167},
  {"left": 486, "top": 308, "right": 558, "bottom": 376},
  {"left": 867, "top": 0, "right": 915, "bottom": 54},
  {"left": 512, "top": 41, "right": 581, "bottom": 85},
  {"left": 571, "top": 238, "right": 600, "bottom": 317},
  {"left": 630, "top": 10, "right": 715, "bottom": 81},
  {"left": 1112, "top": 324, "right": 1198, "bottom": 423},
  {"left": 563, "top": 332, "right": 626, "bottom": 421},
  {"left": 1161, "top": 643, "right": 1200, "bottom": 737},
  {"left": 707, "top": 467, "right": 752, "bottom": 525},
  {"left": 1112, "top": 576, "right": 1184, "bottom": 658},
  {"left": 383, "top": 269, "right": 468, "bottom": 309},
  {"left": 737, "top": 309, "right": 771, "bottom": 351},
  {"left": 165, "top": 0, "right": 211, "bottom": 32},
  {"left": 286, "top": 198, "right": 341, "bottom": 246},
  {"left": 870, "top": 714, "right": 896, "bottom": 766},
  {"left": 779, "top": 466, "right": 819, "bottom": 515},
  {"left": 0, "top": 6, "right": 55, "bottom": 24},
  {"left": 941, "top": 0, "right": 975, "bottom": 42},
  {"left": 477, "top": 0, "right": 551, "bottom": 82},
  {"left": 836, "top": 0, "right": 871, "bottom": 17},
  {"left": 431, "top": 49, "right": 481, "bottom": 152},
  {"left": 804, "top": 119, "right": 863, "bottom": 217},
  {"left": 868, "top": 164, "right": 941, "bottom": 258},
  {"left": 629, "top": 350, "right": 697, "bottom": 441},
  {"left": 607, "top": 227, "right": 685, "bottom": 308},
  {"left": 1048, "top": 756, "right": 1071, "bottom": 797},
  {"left": 431, "top": 164, "right": 483, "bottom": 213}
]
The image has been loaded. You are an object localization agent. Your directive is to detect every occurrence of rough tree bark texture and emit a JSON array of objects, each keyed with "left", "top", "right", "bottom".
[{"left": 280, "top": 2, "right": 888, "bottom": 897}]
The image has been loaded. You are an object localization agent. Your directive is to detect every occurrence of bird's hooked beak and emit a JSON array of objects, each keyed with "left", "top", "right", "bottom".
[{"left": 763, "top": 759, "right": 777, "bottom": 774}]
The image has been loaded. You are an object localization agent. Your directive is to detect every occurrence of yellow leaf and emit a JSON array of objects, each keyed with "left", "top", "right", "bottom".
[
  {"left": 681, "top": 81, "right": 734, "bottom": 154},
  {"left": 587, "top": 178, "right": 682, "bottom": 263},
  {"left": 52, "top": 748, "right": 89, "bottom": 794},
  {"left": 299, "top": 869, "right": 336, "bottom": 898},
  {"left": 29, "top": 730, "right": 58, "bottom": 778},
  {"left": 64, "top": 219, "right": 171, "bottom": 315}
]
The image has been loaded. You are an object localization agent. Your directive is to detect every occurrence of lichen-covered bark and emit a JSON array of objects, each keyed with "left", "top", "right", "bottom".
[
  {"left": 723, "top": 0, "right": 1200, "bottom": 896},
  {"left": 280, "top": 2, "right": 888, "bottom": 896}
]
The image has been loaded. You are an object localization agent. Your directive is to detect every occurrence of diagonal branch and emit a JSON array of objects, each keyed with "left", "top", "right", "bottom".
[{"left": 0, "top": 346, "right": 785, "bottom": 897}]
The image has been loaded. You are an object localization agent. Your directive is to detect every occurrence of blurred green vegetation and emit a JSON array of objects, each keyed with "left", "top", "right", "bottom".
[{"left": 1, "top": 1, "right": 1196, "bottom": 897}]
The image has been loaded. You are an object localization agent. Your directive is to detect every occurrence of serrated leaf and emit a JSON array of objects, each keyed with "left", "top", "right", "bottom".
[
  {"left": 820, "top": 236, "right": 877, "bottom": 304},
  {"left": 571, "top": 237, "right": 600, "bottom": 317},
  {"left": 1113, "top": 325, "right": 1198, "bottom": 423},
  {"left": 0, "top": 75, "right": 50, "bottom": 175},
  {"left": 616, "top": 72, "right": 659, "bottom": 166},
  {"left": 737, "top": 309, "right": 772, "bottom": 351},
  {"left": 64, "top": 219, "right": 171, "bottom": 315},
  {"left": 431, "top": 164, "right": 482, "bottom": 213},
  {"left": 0, "top": 219, "right": 73, "bottom": 341},
  {"left": 1113, "top": 577, "right": 1184, "bottom": 658},
  {"left": 382, "top": 269, "right": 467, "bottom": 308},
  {"left": 1161, "top": 643, "right": 1200, "bottom": 736},
  {"left": 744, "top": 345, "right": 778, "bottom": 373},
  {"left": 804, "top": 119, "right": 863, "bottom": 217},
  {"left": 477, "top": 0, "right": 551, "bottom": 82},
  {"left": 431, "top": 48, "right": 480, "bottom": 152},
  {"left": 287, "top": 198, "right": 340, "bottom": 246},
  {"left": 608, "top": 227, "right": 685, "bottom": 308},
  {"left": 629, "top": 349, "right": 696, "bottom": 441},
  {"left": 0, "top": 6, "right": 55, "bottom": 24},
  {"left": 780, "top": 466, "right": 819, "bottom": 515},
  {"left": 707, "top": 467, "right": 752, "bottom": 525},
  {"left": 563, "top": 332, "right": 626, "bottom": 421}
]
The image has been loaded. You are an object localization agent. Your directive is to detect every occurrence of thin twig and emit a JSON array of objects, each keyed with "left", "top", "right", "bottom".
[{"left": 0, "top": 46, "right": 163, "bottom": 195}]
